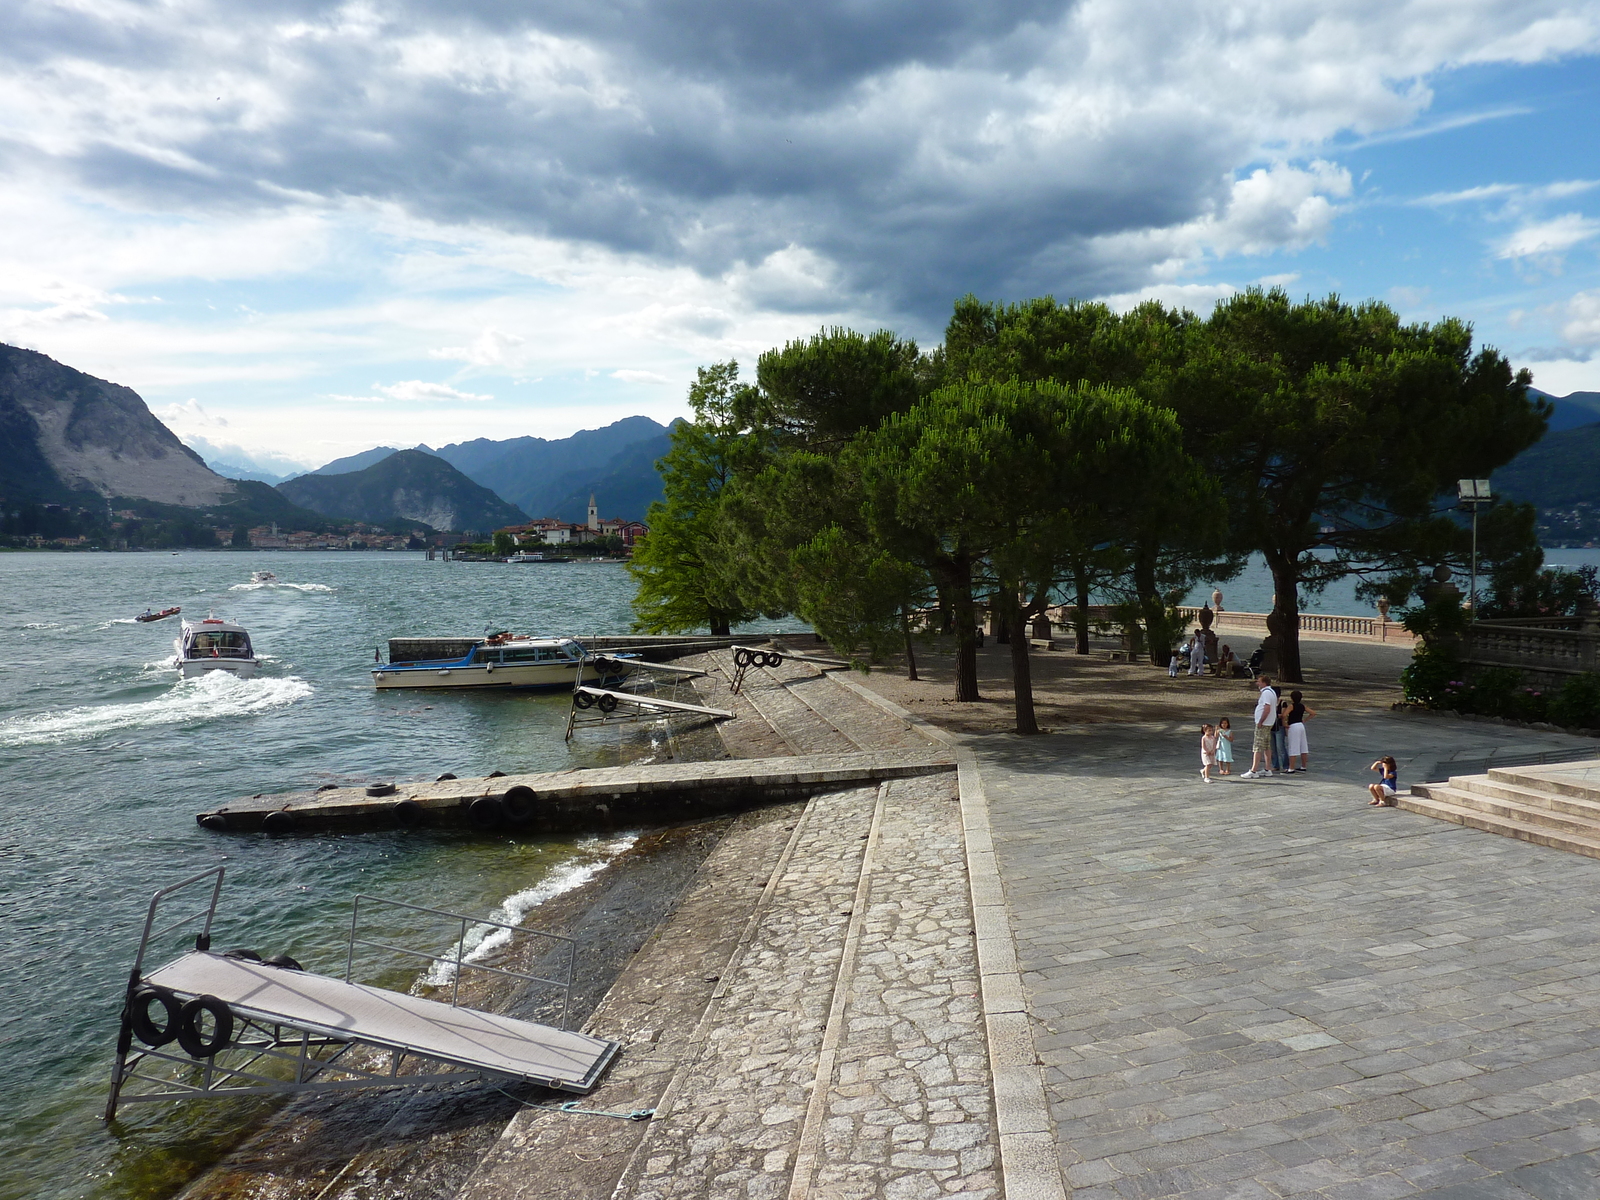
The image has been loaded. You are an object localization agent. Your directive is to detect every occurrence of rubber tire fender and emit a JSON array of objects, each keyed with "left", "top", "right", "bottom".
[
  {"left": 176, "top": 994, "right": 234, "bottom": 1058},
  {"left": 597, "top": 692, "right": 619, "bottom": 713},
  {"left": 198, "top": 813, "right": 229, "bottom": 831},
  {"left": 501, "top": 786, "right": 537, "bottom": 825},
  {"left": 733, "top": 648, "right": 752, "bottom": 668},
  {"left": 261, "top": 810, "right": 297, "bottom": 834},
  {"left": 392, "top": 798, "right": 424, "bottom": 828},
  {"left": 764, "top": 652, "right": 783, "bottom": 669},
  {"left": 469, "top": 795, "right": 505, "bottom": 830},
  {"left": 263, "top": 954, "right": 304, "bottom": 971},
  {"left": 129, "top": 984, "right": 181, "bottom": 1047},
  {"left": 573, "top": 691, "right": 596, "bottom": 709}
]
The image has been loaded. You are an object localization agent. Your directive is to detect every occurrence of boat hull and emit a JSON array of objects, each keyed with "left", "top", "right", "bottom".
[
  {"left": 178, "top": 657, "right": 260, "bottom": 679},
  {"left": 372, "top": 658, "right": 634, "bottom": 691}
]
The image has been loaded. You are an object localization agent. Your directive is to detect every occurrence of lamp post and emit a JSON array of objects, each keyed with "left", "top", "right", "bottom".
[{"left": 1457, "top": 479, "right": 1492, "bottom": 617}]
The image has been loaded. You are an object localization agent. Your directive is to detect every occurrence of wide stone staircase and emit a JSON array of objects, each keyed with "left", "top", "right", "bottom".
[{"left": 1403, "top": 759, "right": 1600, "bottom": 858}]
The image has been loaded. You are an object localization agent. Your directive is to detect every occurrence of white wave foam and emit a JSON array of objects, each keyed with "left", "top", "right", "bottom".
[
  {"left": 0, "top": 672, "right": 314, "bottom": 747},
  {"left": 422, "top": 835, "right": 639, "bottom": 988},
  {"left": 22, "top": 622, "right": 63, "bottom": 629},
  {"left": 228, "top": 581, "right": 334, "bottom": 593}
]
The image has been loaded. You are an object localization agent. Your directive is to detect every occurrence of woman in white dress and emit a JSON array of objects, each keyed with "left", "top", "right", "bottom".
[{"left": 1284, "top": 689, "right": 1316, "bottom": 771}]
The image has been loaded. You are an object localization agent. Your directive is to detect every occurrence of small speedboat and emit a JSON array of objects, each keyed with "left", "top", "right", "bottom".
[
  {"left": 175, "top": 614, "right": 260, "bottom": 678},
  {"left": 373, "top": 633, "right": 633, "bottom": 691},
  {"left": 135, "top": 606, "right": 181, "bottom": 623},
  {"left": 251, "top": 570, "right": 278, "bottom": 584}
]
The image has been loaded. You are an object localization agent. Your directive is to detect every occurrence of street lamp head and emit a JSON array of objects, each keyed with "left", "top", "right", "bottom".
[{"left": 1457, "top": 479, "right": 1492, "bottom": 502}]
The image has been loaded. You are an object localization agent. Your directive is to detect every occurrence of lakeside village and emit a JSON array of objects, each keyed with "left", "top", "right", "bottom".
[{"left": 5, "top": 497, "right": 650, "bottom": 556}]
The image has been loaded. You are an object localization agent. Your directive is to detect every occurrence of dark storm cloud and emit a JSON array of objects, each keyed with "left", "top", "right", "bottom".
[{"left": 4, "top": 0, "right": 1510, "bottom": 321}]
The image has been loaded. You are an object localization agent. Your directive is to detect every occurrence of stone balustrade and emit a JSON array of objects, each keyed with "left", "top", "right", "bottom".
[{"left": 1463, "top": 621, "right": 1599, "bottom": 678}]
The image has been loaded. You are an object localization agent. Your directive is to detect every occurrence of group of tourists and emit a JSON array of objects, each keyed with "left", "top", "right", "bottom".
[{"left": 1198, "top": 674, "right": 1316, "bottom": 782}]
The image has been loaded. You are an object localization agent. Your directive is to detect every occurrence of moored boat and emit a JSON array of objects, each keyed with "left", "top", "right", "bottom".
[
  {"left": 373, "top": 633, "right": 634, "bottom": 691},
  {"left": 175, "top": 614, "right": 260, "bottom": 678},
  {"left": 135, "top": 606, "right": 181, "bottom": 623}
]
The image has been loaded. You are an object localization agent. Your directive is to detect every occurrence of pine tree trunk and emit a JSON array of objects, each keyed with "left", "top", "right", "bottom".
[
  {"left": 1265, "top": 552, "right": 1304, "bottom": 683},
  {"left": 709, "top": 613, "right": 732, "bottom": 637},
  {"left": 902, "top": 607, "right": 919, "bottom": 682},
  {"left": 1007, "top": 593, "right": 1039, "bottom": 735},
  {"left": 1133, "top": 547, "right": 1170, "bottom": 667},
  {"left": 935, "top": 555, "right": 981, "bottom": 702},
  {"left": 1073, "top": 564, "right": 1091, "bottom": 655}
]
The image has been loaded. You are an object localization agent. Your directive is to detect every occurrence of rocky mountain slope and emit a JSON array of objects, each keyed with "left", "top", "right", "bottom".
[
  {"left": 276, "top": 449, "right": 528, "bottom": 532},
  {"left": 0, "top": 344, "right": 234, "bottom": 506}
]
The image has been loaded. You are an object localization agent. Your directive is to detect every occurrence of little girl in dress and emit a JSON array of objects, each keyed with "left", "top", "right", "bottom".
[
  {"left": 1200, "top": 723, "right": 1218, "bottom": 782},
  {"left": 1215, "top": 717, "right": 1234, "bottom": 776}
]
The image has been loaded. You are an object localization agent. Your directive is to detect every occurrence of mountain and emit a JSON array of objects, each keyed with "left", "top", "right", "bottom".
[
  {"left": 308, "top": 446, "right": 417, "bottom": 476},
  {"left": 430, "top": 416, "right": 668, "bottom": 516},
  {"left": 1494, "top": 420, "right": 1600, "bottom": 509},
  {"left": 0, "top": 344, "right": 234, "bottom": 507},
  {"left": 1531, "top": 388, "right": 1600, "bottom": 434},
  {"left": 276, "top": 449, "right": 528, "bottom": 533},
  {"left": 540, "top": 425, "right": 675, "bottom": 523}
]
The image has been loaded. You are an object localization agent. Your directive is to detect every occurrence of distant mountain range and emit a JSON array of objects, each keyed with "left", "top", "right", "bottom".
[
  {"left": 278, "top": 450, "right": 529, "bottom": 533},
  {"left": 276, "top": 416, "right": 674, "bottom": 523}
]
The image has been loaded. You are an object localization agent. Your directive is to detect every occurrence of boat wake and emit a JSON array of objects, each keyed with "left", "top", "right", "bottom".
[
  {"left": 22, "top": 622, "right": 64, "bottom": 630},
  {"left": 0, "top": 672, "right": 314, "bottom": 748},
  {"left": 229, "top": 581, "right": 335, "bottom": 593},
  {"left": 422, "top": 834, "right": 640, "bottom": 987}
]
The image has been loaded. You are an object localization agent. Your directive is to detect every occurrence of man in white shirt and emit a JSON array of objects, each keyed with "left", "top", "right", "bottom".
[{"left": 1240, "top": 675, "right": 1278, "bottom": 778}]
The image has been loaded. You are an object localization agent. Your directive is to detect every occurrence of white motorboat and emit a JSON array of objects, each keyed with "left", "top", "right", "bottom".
[
  {"left": 175, "top": 614, "right": 260, "bottom": 678},
  {"left": 251, "top": 570, "right": 278, "bottom": 584},
  {"left": 373, "top": 634, "right": 634, "bottom": 691}
]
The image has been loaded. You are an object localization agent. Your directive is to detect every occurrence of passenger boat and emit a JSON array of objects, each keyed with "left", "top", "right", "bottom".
[
  {"left": 175, "top": 614, "right": 260, "bottom": 678},
  {"left": 507, "top": 552, "right": 570, "bottom": 563},
  {"left": 251, "top": 570, "right": 278, "bottom": 584},
  {"left": 135, "top": 606, "right": 181, "bottom": 623},
  {"left": 372, "top": 634, "right": 635, "bottom": 691}
]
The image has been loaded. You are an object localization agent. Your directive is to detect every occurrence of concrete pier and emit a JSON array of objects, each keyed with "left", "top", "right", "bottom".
[{"left": 195, "top": 749, "right": 955, "bottom": 833}]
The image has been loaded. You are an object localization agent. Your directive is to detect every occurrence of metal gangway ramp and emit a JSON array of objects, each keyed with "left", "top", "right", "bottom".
[{"left": 105, "top": 867, "right": 620, "bottom": 1120}]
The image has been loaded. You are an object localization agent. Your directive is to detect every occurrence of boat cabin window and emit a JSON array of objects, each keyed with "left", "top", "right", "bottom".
[
  {"left": 188, "top": 630, "right": 252, "bottom": 657},
  {"left": 498, "top": 645, "right": 559, "bottom": 663}
]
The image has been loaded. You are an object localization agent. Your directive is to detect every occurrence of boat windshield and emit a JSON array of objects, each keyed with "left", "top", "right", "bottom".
[{"left": 187, "top": 630, "right": 253, "bottom": 658}]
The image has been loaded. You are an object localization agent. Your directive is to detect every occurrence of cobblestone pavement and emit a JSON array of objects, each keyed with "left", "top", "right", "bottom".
[
  {"left": 620, "top": 772, "right": 994, "bottom": 1200},
  {"left": 968, "top": 709, "right": 1600, "bottom": 1199}
]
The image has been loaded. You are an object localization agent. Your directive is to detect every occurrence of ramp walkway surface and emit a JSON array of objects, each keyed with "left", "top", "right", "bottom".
[{"left": 146, "top": 953, "right": 617, "bottom": 1091}]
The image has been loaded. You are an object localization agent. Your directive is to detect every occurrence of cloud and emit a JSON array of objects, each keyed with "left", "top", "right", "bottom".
[
  {"left": 1497, "top": 214, "right": 1600, "bottom": 260},
  {"left": 334, "top": 380, "right": 496, "bottom": 403},
  {"left": 6, "top": 0, "right": 1598, "bottom": 320},
  {"left": 1563, "top": 290, "right": 1600, "bottom": 351},
  {"left": 430, "top": 327, "right": 527, "bottom": 366},
  {"left": 154, "top": 399, "right": 229, "bottom": 430},
  {"left": 610, "top": 369, "right": 669, "bottom": 384}
]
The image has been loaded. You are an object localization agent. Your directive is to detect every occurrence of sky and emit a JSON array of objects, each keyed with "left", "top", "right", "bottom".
[{"left": 2, "top": 1, "right": 1599, "bottom": 474}]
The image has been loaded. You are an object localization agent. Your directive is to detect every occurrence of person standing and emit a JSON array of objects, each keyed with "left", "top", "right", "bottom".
[
  {"left": 1215, "top": 717, "right": 1235, "bottom": 775},
  {"left": 1240, "top": 675, "right": 1278, "bottom": 778},
  {"left": 1188, "top": 629, "right": 1206, "bottom": 676},
  {"left": 1272, "top": 693, "right": 1291, "bottom": 774},
  {"left": 1200, "top": 724, "right": 1218, "bottom": 782},
  {"left": 1285, "top": 690, "right": 1316, "bottom": 771}
]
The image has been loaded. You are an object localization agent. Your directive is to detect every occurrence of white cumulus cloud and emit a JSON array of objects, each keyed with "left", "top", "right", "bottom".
[
  {"left": 1497, "top": 214, "right": 1600, "bottom": 260},
  {"left": 610, "top": 369, "right": 669, "bottom": 384}
]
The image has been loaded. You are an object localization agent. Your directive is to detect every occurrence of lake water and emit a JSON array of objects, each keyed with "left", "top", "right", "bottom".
[
  {"left": 1181, "top": 549, "right": 1600, "bottom": 614},
  {"left": 0, "top": 551, "right": 788, "bottom": 1200}
]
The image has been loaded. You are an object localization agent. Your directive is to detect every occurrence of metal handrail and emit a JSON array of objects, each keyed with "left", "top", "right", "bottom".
[
  {"left": 128, "top": 866, "right": 225, "bottom": 984},
  {"left": 345, "top": 894, "right": 577, "bottom": 1028}
]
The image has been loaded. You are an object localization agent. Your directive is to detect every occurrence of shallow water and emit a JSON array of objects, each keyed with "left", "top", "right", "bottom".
[{"left": 0, "top": 551, "right": 777, "bottom": 1200}]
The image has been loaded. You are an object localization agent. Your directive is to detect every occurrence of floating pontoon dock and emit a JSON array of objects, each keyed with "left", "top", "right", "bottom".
[{"left": 195, "top": 750, "right": 956, "bottom": 833}]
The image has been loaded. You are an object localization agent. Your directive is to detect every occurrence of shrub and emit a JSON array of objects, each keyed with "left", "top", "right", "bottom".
[
  {"left": 1467, "top": 667, "right": 1525, "bottom": 718},
  {"left": 1550, "top": 673, "right": 1600, "bottom": 729},
  {"left": 1401, "top": 646, "right": 1462, "bottom": 707}
]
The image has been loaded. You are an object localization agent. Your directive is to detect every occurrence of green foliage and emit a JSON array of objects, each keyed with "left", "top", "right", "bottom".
[
  {"left": 1399, "top": 593, "right": 1469, "bottom": 643},
  {"left": 629, "top": 364, "right": 769, "bottom": 635},
  {"left": 755, "top": 328, "right": 933, "bottom": 447},
  {"left": 491, "top": 531, "right": 515, "bottom": 555},
  {"left": 1483, "top": 563, "right": 1600, "bottom": 620},
  {"left": 1400, "top": 644, "right": 1464, "bottom": 707},
  {"left": 1550, "top": 674, "right": 1600, "bottom": 729}
]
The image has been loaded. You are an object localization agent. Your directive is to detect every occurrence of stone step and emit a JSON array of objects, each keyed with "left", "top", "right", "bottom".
[
  {"left": 1489, "top": 764, "right": 1600, "bottom": 805},
  {"left": 1442, "top": 775, "right": 1600, "bottom": 822},
  {"left": 1397, "top": 791, "right": 1600, "bottom": 861},
  {"left": 1410, "top": 783, "right": 1600, "bottom": 838}
]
